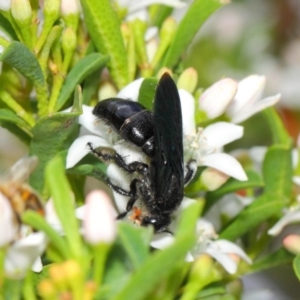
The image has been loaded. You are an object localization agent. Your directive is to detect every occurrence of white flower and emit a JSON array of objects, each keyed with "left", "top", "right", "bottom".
[
  {"left": 198, "top": 75, "right": 280, "bottom": 124},
  {"left": 0, "top": 192, "right": 47, "bottom": 278},
  {"left": 5, "top": 231, "right": 47, "bottom": 279},
  {"left": 181, "top": 89, "right": 247, "bottom": 182},
  {"left": 226, "top": 75, "right": 281, "bottom": 124},
  {"left": 268, "top": 209, "right": 300, "bottom": 236},
  {"left": 192, "top": 220, "right": 252, "bottom": 274}
]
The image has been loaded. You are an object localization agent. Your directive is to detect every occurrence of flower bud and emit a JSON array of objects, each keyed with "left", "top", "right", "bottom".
[
  {"left": 0, "top": 193, "right": 17, "bottom": 247},
  {"left": 0, "top": 0, "right": 11, "bottom": 11},
  {"left": 160, "top": 17, "right": 177, "bottom": 41},
  {"left": 177, "top": 68, "right": 198, "bottom": 94},
  {"left": 60, "top": 0, "right": 80, "bottom": 16},
  {"left": 38, "top": 279, "right": 57, "bottom": 299},
  {"left": 62, "top": 27, "right": 77, "bottom": 54},
  {"left": 98, "top": 81, "right": 118, "bottom": 101},
  {"left": 49, "top": 263, "right": 67, "bottom": 290},
  {"left": 11, "top": 0, "right": 32, "bottom": 26},
  {"left": 283, "top": 234, "right": 300, "bottom": 255},
  {"left": 201, "top": 167, "right": 229, "bottom": 191},
  {"left": 199, "top": 78, "right": 237, "bottom": 119},
  {"left": 44, "top": 0, "right": 60, "bottom": 19},
  {"left": 83, "top": 191, "right": 116, "bottom": 245}
]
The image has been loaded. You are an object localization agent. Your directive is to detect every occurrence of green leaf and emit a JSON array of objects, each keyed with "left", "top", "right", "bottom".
[
  {"left": 163, "top": 0, "right": 225, "bottom": 68},
  {"left": 263, "top": 144, "right": 293, "bottom": 198},
  {"left": 150, "top": 6, "right": 173, "bottom": 28},
  {"left": 118, "top": 223, "right": 152, "bottom": 269},
  {"left": 137, "top": 77, "right": 158, "bottom": 110},
  {"left": 0, "top": 12, "right": 18, "bottom": 40},
  {"left": 293, "top": 255, "right": 300, "bottom": 280},
  {"left": 204, "top": 170, "right": 264, "bottom": 213},
  {"left": 55, "top": 53, "right": 109, "bottom": 111},
  {"left": 0, "top": 41, "right": 48, "bottom": 115},
  {"left": 219, "top": 193, "right": 285, "bottom": 240},
  {"left": 176, "top": 201, "right": 202, "bottom": 239},
  {"left": 45, "top": 156, "right": 82, "bottom": 259},
  {"left": 262, "top": 108, "right": 291, "bottom": 146},
  {"left": 251, "top": 248, "right": 294, "bottom": 273},
  {"left": 22, "top": 211, "right": 70, "bottom": 259},
  {"left": 0, "top": 108, "right": 32, "bottom": 136},
  {"left": 67, "top": 153, "right": 107, "bottom": 181},
  {"left": 0, "top": 121, "right": 31, "bottom": 144},
  {"left": 82, "top": 69, "right": 102, "bottom": 105},
  {"left": 29, "top": 111, "right": 80, "bottom": 193},
  {"left": 111, "top": 235, "right": 194, "bottom": 300},
  {"left": 80, "top": 0, "right": 128, "bottom": 89}
]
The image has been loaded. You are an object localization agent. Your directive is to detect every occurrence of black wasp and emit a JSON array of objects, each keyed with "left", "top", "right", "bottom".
[{"left": 88, "top": 73, "right": 196, "bottom": 232}]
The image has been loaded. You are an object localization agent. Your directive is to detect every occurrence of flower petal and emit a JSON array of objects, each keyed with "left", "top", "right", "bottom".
[
  {"left": 150, "top": 233, "right": 174, "bottom": 249},
  {"left": 227, "top": 75, "right": 266, "bottom": 117},
  {"left": 0, "top": 193, "right": 18, "bottom": 247},
  {"left": 202, "top": 122, "right": 243, "bottom": 149},
  {"left": 117, "top": 78, "right": 144, "bottom": 101},
  {"left": 203, "top": 249, "right": 238, "bottom": 274},
  {"left": 201, "top": 153, "right": 248, "bottom": 181},
  {"left": 179, "top": 89, "right": 195, "bottom": 135},
  {"left": 5, "top": 232, "right": 47, "bottom": 278},
  {"left": 212, "top": 239, "right": 252, "bottom": 264},
  {"left": 231, "top": 94, "right": 281, "bottom": 124},
  {"left": 78, "top": 105, "right": 112, "bottom": 138},
  {"left": 199, "top": 78, "right": 237, "bottom": 119},
  {"left": 66, "top": 135, "right": 111, "bottom": 168},
  {"left": 268, "top": 210, "right": 300, "bottom": 236}
]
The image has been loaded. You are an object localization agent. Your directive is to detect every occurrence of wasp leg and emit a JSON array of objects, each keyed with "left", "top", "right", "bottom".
[
  {"left": 184, "top": 159, "right": 197, "bottom": 185},
  {"left": 116, "top": 179, "right": 140, "bottom": 219},
  {"left": 87, "top": 142, "right": 148, "bottom": 175}
]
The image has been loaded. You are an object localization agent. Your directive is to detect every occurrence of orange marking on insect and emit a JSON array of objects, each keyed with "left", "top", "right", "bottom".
[{"left": 129, "top": 206, "right": 142, "bottom": 225}]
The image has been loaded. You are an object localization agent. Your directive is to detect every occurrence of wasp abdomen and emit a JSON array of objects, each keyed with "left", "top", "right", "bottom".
[{"left": 93, "top": 98, "right": 155, "bottom": 157}]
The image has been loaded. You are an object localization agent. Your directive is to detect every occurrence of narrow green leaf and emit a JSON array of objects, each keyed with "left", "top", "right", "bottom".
[
  {"left": 138, "top": 77, "right": 158, "bottom": 110},
  {"left": 22, "top": 211, "right": 70, "bottom": 259},
  {"left": 163, "top": 0, "right": 225, "bottom": 68},
  {"left": 29, "top": 111, "right": 80, "bottom": 193},
  {"left": 220, "top": 193, "right": 285, "bottom": 240},
  {"left": 204, "top": 170, "right": 264, "bottom": 213},
  {"left": 118, "top": 223, "right": 152, "bottom": 270},
  {"left": 0, "top": 12, "right": 18, "bottom": 40},
  {"left": 176, "top": 201, "right": 202, "bottom": 239},
  {"left": 0, "top": 41, "right": 48, "bottom": 115},
  {"left": 46, "top": 156, "right": 82, "bottom": 259},
  {"left": 0, "top": 108, "right": 32, "bottom": 135},
  {"left": 112, "top": 235, "right": 194, "bottom": 300},
  {"left": 82, "top": 69, "right": 102, "bottom": 105},
  {"left": 263, "top": 145, "right": 293, "bottom": 198},
  {"left": 293, "top": 255, "right": 300, "bottom": 280},
  {"left": 150, "top": 6, "right": 173, "bottom": 28},
  {"left": 67, "top": 153, "right": 107, "bottom": 180},
  {"left": 80, "top": 0, "right": 128, "bottom": 88},
  {"left": 250, "top": 248, "right": 294, "bottom": 273},
  {"left": 262, "top": 108, "right": 291, "bottom": 146},
  {"left": 55, "top": 53, "right": 109, "bottom": 111}
]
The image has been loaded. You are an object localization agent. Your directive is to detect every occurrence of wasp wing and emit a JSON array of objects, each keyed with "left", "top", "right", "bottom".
[
  {"left": 2, "top": 156, "right": 39, "bottom": 184},
  {"left": 153, "top": 73, "right": 184, "bottom": 208}
]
